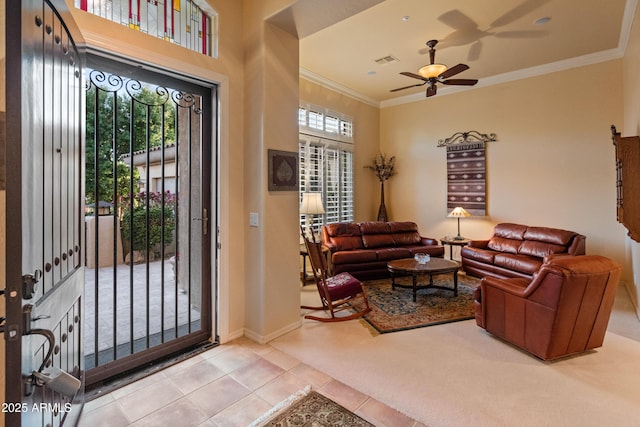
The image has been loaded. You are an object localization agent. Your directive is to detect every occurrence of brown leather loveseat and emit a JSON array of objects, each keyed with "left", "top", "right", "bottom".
[
  {"left": 461, "top": 223, "right": 586, "bottom": 279},
  {"left": 321, "top": 221, "right": 444, "bottom": 280}
]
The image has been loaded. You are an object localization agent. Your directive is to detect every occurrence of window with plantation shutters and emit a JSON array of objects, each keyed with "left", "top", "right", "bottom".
[
  {"left": 298, "top": 103, "right": 354, "bottom": 234},
  {"left": 299, "top": 137, "right": 354, "bottom": 233}
]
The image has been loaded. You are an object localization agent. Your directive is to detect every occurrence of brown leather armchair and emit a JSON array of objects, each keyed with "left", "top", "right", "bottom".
[{"left": 474, "top": 255, "right": 622, "bottom": 360}]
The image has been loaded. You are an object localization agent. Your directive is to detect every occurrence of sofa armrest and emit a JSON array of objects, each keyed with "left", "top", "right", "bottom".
[
  {"left": 468, "top": 239, "right": 490, "bottom": 249},
  {"left": 481, "top": 276, "right": 530, "bottom": 297},
  {"left": 420, "top": 236, "right": 439, "bottom": 246},
  {"left": 567, "top": 234, "right": 586, "bottom": 255}
]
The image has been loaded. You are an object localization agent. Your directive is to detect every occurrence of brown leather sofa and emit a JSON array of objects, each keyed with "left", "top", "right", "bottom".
[
  {"left": 461, "top": 223, "right": 586, "bottom": 279},
  {"left": 474, "top": 255, "right": 622, "bottom": 360},
  {"left": 321, "top": 221, "right": 444, "bottom": 280}
]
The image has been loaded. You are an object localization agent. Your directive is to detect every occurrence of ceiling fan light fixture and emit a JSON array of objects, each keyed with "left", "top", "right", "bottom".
[{"left": 418, "top": 63, "right": 447, "bottom": 79}]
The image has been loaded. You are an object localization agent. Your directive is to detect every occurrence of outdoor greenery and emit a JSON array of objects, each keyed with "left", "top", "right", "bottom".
[
  {"left": 85, "top": 79, "right": 177, "bottom": 206},
  {"left": 85, "top": 71, "right": 180, "bottom": 259},
  {"left": 120, "top": 191, "right": 177, "bottom": 252}
]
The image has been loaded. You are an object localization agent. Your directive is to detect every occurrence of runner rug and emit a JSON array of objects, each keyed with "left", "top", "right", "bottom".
[
  {"left": 351, "top": 274, "right": 480, "bottom": 334},
  {"left": 249, "top": 386, "right": 374, "bottom": 427}
]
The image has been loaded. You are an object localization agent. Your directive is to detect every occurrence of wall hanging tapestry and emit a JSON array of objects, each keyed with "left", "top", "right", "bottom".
[{"left": 439, "top": 131, "right": 495, "bottom": 216}]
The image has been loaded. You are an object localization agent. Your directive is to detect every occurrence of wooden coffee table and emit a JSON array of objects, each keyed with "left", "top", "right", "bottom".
[{"left": 387, "top": 258, "right": 460, "bottom": 302}]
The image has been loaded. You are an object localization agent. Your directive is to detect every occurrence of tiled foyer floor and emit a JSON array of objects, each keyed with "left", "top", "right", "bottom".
[{"left": 78, "top": 337, "right": 422, "bottom": 427}]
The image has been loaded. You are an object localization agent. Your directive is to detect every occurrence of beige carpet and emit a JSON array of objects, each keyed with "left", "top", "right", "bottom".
[{"left": 272, "top": 313, "right": 640, "bottom": 426}]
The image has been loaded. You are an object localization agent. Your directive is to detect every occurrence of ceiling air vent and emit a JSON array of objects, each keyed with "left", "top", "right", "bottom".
[{"left": 374, "top": 55, "right": 399, "bottom": 65}]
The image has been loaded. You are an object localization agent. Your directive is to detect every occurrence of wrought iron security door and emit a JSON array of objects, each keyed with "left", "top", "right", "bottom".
[
  {"left": 4, "top": 0, "right": 86, "bottom": 425},
  {"left": 83, "top": 57, "right": 215, "bottom": 386}
]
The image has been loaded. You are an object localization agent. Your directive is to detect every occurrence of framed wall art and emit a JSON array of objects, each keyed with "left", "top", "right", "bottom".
[{"left": 268, "top": 149, "right": 298, "bottom": 191}]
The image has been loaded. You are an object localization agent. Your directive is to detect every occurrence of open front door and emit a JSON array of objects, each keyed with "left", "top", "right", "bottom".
[{"left": 4, "top": 0, "right": 86, "bottom": 425}]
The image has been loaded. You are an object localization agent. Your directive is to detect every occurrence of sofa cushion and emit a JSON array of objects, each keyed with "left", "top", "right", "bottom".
[
  {"left": 487, "top": 236, "right": 521, "bottom": 254},
  {"left": 331, "top": 236, "right": 364, "bottom": 251},
  {"left": 518, "top": 240, "right": 566, "bottom": 258},
  {"left": 523, "top": 226, "right": 576, "bottom": 246},
  {"left": 461, "top": 246, "right": 497, "bottom": 263},
  {"left": 493, "top": 223, "right": 528, "bottom": 240},
  {"left": 494, "top": 253, "right": 542, "bottom": 275},
  {"left": 388, "top": 221, "right": 418, "bottom": 233},
  {"left": 393, "top": 231, "right": 421, "bottom": 246},
  {"left": 362, "top": 233, "right": 395, "bottom": 248},
  {"left": 359, "top": 221, "right": 391, "bottom": 234},
  {"left": 375, "top": 247, "right": 412, "bottom": 261},
  {"left": 332, "top": 249, "right": 377, "bottom": 265},
  {"left": 325, "top": 222, "right": 362, "bottom": 237}
]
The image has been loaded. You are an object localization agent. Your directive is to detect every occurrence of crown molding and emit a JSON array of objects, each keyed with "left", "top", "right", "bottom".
[{"left": 299, "top": 68, "right": 380, "bottom": 107}]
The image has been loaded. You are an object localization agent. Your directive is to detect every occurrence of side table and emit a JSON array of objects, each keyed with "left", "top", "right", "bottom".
[{"left": 440, "top": 237, "right": 471, "bottom": 260}]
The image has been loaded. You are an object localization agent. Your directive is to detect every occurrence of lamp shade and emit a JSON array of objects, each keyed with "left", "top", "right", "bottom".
[
  {"left": 448, "top": 207, "right": 471, "bottom": 218},
  {"left": 300, "top": 192, "right": 325, "bottom": 215}
]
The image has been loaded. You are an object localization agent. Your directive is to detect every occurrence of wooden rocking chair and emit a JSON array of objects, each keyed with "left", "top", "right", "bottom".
[{"left": 300, "top": 226, "right": 371, "bottom": 322}]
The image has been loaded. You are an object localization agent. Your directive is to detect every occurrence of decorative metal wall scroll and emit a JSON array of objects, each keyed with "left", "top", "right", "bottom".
[
  {"left": 439, "top": 131, "right": 495, "bottom": 216},
  {"left": 437, "top": 130, "right": 496, "bottom": 147}
]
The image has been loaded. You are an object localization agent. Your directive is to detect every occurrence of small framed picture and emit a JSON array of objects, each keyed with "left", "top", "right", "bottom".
[{"left": 268, "top": 149, "right": 298, "bottom": 191}]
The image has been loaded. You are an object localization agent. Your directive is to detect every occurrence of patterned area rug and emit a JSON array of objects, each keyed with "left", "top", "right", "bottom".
[
  {"left": 351, "top": 274, "right": 480, "bottom": 334},
  {"left": 255, "top": 390, "right": 374, "bottom": 427}
]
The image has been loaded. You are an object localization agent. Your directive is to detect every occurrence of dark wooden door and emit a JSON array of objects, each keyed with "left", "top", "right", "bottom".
[{"left": 4, "top": 0, "right": 86, "bottom": 425}]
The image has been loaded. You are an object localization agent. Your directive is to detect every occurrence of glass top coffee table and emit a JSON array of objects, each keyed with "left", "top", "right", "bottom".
[{"left": 387, "top": 258, "right": 460, "bottom": 302}]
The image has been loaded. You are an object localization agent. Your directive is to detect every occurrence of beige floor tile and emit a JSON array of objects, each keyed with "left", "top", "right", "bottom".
[
  {"left": 207, "top": 394, "right": 273, "bottom": 427},
  {"left": 254, "top": 371, "right": 311, "bottom": 406},
  {"left": 81, "top": 393, "right": 115, "bottom": 414},
  {"left": 117, "top": 377, "right": 183, "bottom": 423},
  {"left": 187, "top": 375, "right": 251, "bottom": 417},
  {"left": 110, "top": 370, "right": 168, "bottom": 400},
  {"left": 318, "top": 379, "right": 368, "bottom": 412},
  {"left": 160, "top": 354, "right": 206, "bottom": 377},
  {"left": 228, "top": 357, "right": 285, "bottom": 391},
  {"left": 356, "top": 397, "right": 415, "bottom": 427},
  {"left": 260, "top": 348, "right": 301, "bottom": 370},
  {"left": 167, "top": 359, "right": 226, "bottom": 394},
  {"left": 129, "top": 397, "right": 208, "bottom": 427},
  {"left": 205, "top": 346, "right": 261, "bottom": 373},
  {"left": 78, "top": 400, "right": 130, "bottom": 427},
  {"left": 288, "top": 362, "right": 332, "bottom": 389}
]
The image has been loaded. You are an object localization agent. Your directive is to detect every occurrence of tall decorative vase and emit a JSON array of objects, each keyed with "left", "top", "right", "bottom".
[{"left": 377, "top": 181, "right": 388, "bottom": 221}]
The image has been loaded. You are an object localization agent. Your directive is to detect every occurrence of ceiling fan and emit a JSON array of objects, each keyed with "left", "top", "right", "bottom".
[{"left": 390, "top": 39, "right": 478, "bottom": 97}]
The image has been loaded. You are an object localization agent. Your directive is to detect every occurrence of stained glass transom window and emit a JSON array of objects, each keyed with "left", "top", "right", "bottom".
[{"left": 76, "top": 0, "right": 218, "bottom": 57}]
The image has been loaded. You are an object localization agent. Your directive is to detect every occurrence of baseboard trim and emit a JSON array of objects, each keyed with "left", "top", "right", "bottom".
[{"left": 244, "top": 319, "right": 302, "bottom": 344}]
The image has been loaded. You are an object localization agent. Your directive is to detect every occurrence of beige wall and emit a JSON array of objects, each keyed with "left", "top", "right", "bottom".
[
  {"left": 299, "top": 79, "right": 380, "bottom": 221},
  {"left": 622, "top": 4, "right": 640, "bottom": 313},
  {"left": 381, "top": 60, "right": 628, "bottom": 276},
  {"left": 243, "top": 0, "right": 302, "bottom": 342}
]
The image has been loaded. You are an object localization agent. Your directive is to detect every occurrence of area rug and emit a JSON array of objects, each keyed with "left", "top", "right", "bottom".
[
  {"left": 249, "top": 386, "right": 374, "bottom": 427},
  {"left": 351, "top": 274, "right": 480, "bottom": 334}
]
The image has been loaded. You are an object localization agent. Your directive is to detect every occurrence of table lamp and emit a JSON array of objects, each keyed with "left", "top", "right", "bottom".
[
  {"left": 300, "top": 192, "right": 325, "bottom": 238},
  {"left": 448, "top": 207, "right": 471, "bottom": 240}
]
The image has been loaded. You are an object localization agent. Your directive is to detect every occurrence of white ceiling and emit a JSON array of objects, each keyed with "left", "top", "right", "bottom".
[{"left": 297, "top": 0, "right": 633, "bottom": 107}]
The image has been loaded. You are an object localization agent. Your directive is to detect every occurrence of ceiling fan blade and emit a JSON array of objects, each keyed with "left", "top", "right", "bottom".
[
  {"left": 442, "top": 79, "right": 478, "bottom": 86},
  {"left": 426, "top": 85, "right": 437, "bottom": 97},
  {"left": 439, "top": 63, "right": 469, "bottom": 79},
  {"left": 390, "top": 82, "right": 427, "bottom": 92},
  {"left": 400, "top": 71, "right": 428, "bottom": 81}
]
